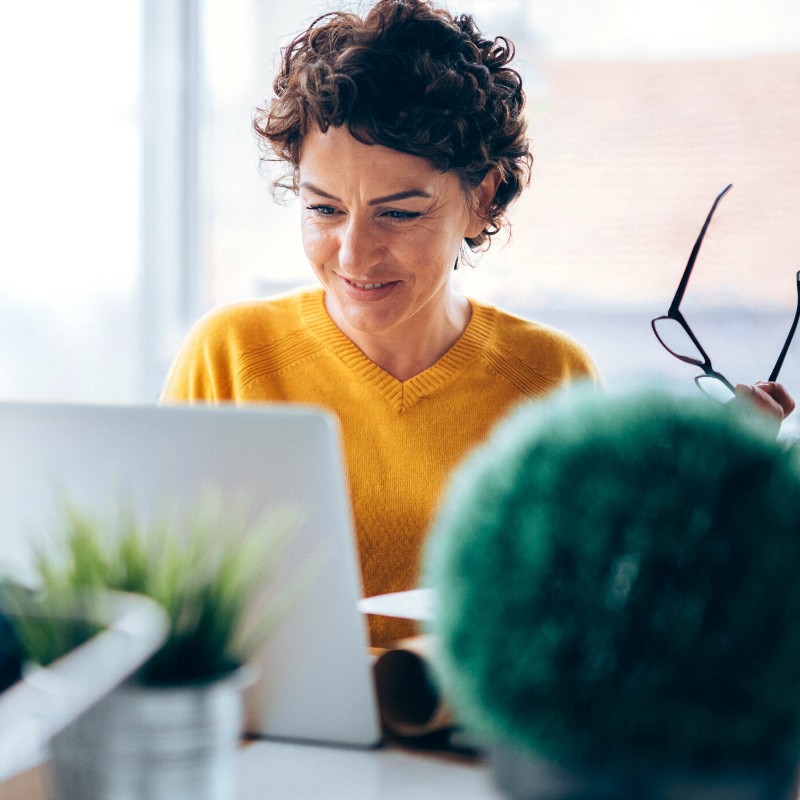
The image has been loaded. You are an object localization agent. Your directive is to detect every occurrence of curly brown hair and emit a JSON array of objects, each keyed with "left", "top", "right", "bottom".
[{"left": 253, "top": 0, "right": 532, "bottom": 250}]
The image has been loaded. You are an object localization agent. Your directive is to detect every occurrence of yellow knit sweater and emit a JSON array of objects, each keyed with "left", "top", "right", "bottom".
[{"left": 161, "top": 287, "right": 600, "bottom": 646}]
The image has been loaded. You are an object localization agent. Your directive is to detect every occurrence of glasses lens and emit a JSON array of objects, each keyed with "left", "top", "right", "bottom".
[
  {"left": 696, "top": 375, "right": 735, "bottom": 404},
  {"left": 652, "top": 318, "right": 705, "bottom": 366}
]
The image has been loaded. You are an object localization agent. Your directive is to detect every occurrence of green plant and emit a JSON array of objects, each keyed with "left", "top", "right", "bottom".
[
  {"left": 425, "top": 389, "right": 800, "bottom": 772},
  {"left": 0, "top": 582, "right": 104, "bottom": 671},
  {"left": 8, "top": 496, "right": 304, "bottom": 684}
]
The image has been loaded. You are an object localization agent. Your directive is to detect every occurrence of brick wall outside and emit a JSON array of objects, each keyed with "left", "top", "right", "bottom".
[{"left": 478, "top": 53, "right": 800, "bottom": 313}]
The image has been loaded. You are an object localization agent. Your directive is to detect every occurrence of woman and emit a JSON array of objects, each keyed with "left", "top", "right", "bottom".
[{"left": 161, "top": 0, "right": 793, "bottom": 645}]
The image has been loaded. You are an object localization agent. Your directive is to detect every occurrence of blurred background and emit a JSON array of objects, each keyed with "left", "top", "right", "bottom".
[{"left": 0, "top": 0, "right": 798, "bottom": 431}]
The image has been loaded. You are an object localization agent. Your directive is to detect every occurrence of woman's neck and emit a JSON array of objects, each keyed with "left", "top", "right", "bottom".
[{"left": 324, "top": 286, "right": 472, "bottom": 383}]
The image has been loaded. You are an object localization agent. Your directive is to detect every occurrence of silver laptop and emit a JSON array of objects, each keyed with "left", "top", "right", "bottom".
[{"left": 0, "top": 402, "right": 381, "bottom": 748}]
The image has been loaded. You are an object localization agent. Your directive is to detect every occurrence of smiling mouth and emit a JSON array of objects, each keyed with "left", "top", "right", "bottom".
[{"left": 344, "top": 278, "right": 396, "bottom": 290}]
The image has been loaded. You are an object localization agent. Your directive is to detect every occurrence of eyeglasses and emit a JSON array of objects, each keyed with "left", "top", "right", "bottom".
[{"left": 652, "top": 183, "right": 800, "bottom": 403}]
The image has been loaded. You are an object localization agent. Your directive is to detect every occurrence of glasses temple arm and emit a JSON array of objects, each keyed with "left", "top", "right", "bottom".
[
  {"left": 669, "top": 184, "right": 733, "bottom": 315},
  {"left": 768, "top": 270, "right": 800, "bottom": 383}
]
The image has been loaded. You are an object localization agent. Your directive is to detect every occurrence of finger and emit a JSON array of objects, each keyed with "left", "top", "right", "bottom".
[
  {"left": 754, "top": 382, "right": 796, "bottom": 417},
  {"left": 735, "top": 383, "right": 785, "bottom": 421}
]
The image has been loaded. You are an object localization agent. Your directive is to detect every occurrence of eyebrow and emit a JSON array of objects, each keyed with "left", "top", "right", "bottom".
[{"left": 299, "top": 182, "right": 432, "bottom": 205}]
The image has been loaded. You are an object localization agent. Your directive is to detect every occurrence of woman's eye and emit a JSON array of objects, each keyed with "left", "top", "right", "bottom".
[
  {"left": 382, "top": 210, "right": 421, "bottom": 221},
  {"left": 307, "top": 205, "right": 338, "bottom": 216}
]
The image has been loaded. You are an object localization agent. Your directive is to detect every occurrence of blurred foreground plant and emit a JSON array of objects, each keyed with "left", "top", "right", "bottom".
[
  {"left": 426, "top": 389, "right": 800, "bottom": 774},
  {"left": 6, "top": 496, "right": 310, "bottom": 684}
]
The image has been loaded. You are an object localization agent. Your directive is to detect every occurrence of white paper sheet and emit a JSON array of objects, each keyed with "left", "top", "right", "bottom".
[{"left": 357, "top": 589, "right": 435, "bottom": 621}]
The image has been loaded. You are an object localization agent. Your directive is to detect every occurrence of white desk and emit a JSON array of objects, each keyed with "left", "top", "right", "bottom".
[
  {"left": 0, "top": 741, "right": 505, "bottom": 800},
  {"left": 238, "top": 740, "right": 505, "bottom": 800}
]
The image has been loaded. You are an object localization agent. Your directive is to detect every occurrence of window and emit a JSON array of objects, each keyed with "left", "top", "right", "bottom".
[{"left": 0, "top": 1, "right": 140, "bottom": 402}]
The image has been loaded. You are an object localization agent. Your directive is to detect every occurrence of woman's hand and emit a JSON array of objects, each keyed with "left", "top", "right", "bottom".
[{"left": 733, "top": 382, "right": 795, "bottom": 425}]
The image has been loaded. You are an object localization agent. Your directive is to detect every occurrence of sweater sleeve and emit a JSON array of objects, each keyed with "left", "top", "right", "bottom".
[
  {"left": 543, "top": 327, "right": 603, "bottom": 387},
  {"left": 160, "top": 308, "right": 239, "bottom": 403},
  {"left": 487, "top": 309, "right": 603, "bottom": 397}
]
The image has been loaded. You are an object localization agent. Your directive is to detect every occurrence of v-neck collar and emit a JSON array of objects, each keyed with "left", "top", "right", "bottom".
[{"left": 298, "top": 288, "right": 496, "bottom": 413}]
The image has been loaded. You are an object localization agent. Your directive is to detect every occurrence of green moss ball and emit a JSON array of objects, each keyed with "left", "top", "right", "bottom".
[{"left": 425, "top": 389, "right": 800, "bottom": 770}]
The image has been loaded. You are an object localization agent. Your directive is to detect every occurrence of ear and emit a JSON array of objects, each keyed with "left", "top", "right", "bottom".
[{"left": 465, "top": 169, "right": 502, "bottom": 239}]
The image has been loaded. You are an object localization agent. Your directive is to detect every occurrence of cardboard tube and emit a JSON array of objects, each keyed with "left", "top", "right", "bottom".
[{"left": 373, "top": 635, "right": 453, "bottom": 737}]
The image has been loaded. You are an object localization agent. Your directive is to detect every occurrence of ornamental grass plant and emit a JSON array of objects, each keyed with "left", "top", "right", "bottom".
[
  {"left": 426, "top": 389, "right": 800, "bottom": 774},
  {"left": 6, "top": 496, "right": 301, "bottom": 684}
]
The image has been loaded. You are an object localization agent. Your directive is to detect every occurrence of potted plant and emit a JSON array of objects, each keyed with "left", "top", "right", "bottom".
[
  {"left": 14, "top": 497, "right": 300, "bottom": 800},
  {"left": 425, "top": 389, "right": 800, "bottom": 800}
]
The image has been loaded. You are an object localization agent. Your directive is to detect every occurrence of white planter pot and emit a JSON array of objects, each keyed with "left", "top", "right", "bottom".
[{"left": 49, "top": 669, "right": 251, "bottom": 800}]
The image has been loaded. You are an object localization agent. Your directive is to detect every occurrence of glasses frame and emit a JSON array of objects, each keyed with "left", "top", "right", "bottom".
[{"left": 652, "top": 183, "right": 800, "bottom": 398}]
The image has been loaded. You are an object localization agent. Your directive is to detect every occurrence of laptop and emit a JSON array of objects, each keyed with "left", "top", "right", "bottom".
[{"left": 0, "top": 401, "right": 381, "bottom": 748}]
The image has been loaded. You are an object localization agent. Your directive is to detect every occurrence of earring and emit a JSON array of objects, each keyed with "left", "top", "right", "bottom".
[{"left": 454, "top": 242, "right": 469, "bottom": 270}]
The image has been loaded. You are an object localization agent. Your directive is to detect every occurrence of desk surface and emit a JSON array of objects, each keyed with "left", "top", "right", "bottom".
[
  {"left": 238, "top": 740, "right": 505, "bottom": 800},
  {"left": 0, "top": 741, "right": 505, "bottom": 800}
]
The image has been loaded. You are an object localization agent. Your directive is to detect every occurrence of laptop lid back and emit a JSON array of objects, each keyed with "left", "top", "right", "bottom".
[{"left": 0, "top": 402, "right": 381, "bottom": 747}]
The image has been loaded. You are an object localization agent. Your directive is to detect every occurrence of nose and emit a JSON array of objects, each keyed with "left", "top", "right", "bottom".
[{"left": 337, "top": 217, "right": 382, "bottom": 277}]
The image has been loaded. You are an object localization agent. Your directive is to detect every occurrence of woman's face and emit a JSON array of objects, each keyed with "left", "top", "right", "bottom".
[{"left": 298, "top": 125, "right": 484, "bottom": 336}]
